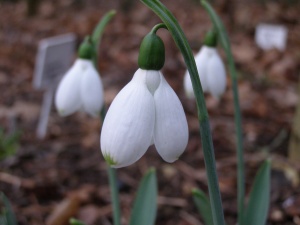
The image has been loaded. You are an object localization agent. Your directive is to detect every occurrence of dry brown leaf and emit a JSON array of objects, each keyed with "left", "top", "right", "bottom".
[{"left": 46, "top": 195, "right": 81, "bottom": 225}]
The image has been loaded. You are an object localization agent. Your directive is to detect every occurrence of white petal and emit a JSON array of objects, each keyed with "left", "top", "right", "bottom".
[
  {"left": 55, "top": 59, "right": 89, "bottom": 116},
  {"left": 183, "top": 71, "right": 194, "bottom": 98},
  {"left": 195, "top": 46, "right": 216, "bottom": 93},
  {"left": 207, "top": 52, "right": 226, "bottom": 98},
  {"left": 154, "top": 73, "right": 189, "bottom": 163},
  {"left": 145, "top": 70, "right": 161, "bottom": 95},
  {"left": 80, "top": 62, "right": 104, "bottom": 117},
  {"left": 100, "top": 69, "right": 156, "bottom": 168},
  {"left": 183, "top": 46, "right": 216, "bottom": 98}
]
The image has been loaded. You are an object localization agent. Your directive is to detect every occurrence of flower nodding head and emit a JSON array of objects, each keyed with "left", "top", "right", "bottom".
[
  {"left": 100, "top": 69, "right": 188, "bottom": 168},
  {"left": 100, "top": 24, "right": 188, "bottom": 168},
  {"left": 55, "top": 59, "right": 104, "bottom": 117},
  {"left": 184, "top": 32, "right": 226, "bottom": 99}
]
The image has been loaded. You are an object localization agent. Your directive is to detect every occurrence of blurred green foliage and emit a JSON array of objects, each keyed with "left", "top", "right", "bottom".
[
  {"left": 0, "top": 192, "right": 17, "bottom": 225},
  {"left": 0, "top": 128, "right": 21, "bottom": 160}
]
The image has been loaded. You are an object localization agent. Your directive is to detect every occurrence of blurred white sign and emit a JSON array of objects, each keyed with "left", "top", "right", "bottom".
[
  {"left": 33, "top": 33, "right": 76, "bottom": 139},
  {"left": 255, "top": 24, "right": 287, "bottom": 51},
  {"left": 33, "top": 33, "right": 76, "bottom": 89}
]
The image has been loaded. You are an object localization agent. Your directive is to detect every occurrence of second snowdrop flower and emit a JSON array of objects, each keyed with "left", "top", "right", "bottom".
[
  {"left": 101, "top": 24, "right": 189, "bottom": 168},
  {"left": 184, "top": 30, "right": 226, "bottom": 98},
  {"left": 55, "top": 38, "right": 104, "bottom": 117}
]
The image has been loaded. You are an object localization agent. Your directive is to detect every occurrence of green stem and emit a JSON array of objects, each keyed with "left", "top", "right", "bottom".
[
  {"left": 151, "top": 23, "right": 168, "bottom": 34},
  {"left": 91, "top": 10, "right": 120, "bottom": 225},
  {"left": 201, "top": 1, "right": 245, "bottom": 224},
  {"left": 107, "top": 166, "right": 121, "bottom": 225},
  {"left": 101, "top": 106, "right": 121, "bottom": 225},
  {"left": 91, "top": 10, "right": 116, "bottom": 69},
  {"left": 139, "top": 1, "right": 225, "bottom": 225}
]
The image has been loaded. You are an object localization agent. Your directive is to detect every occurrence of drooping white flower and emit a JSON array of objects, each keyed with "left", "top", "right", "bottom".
[
  {"left": 55, "top": 58, "right": 104, "bottom": 117},
  {"left": 100, "top": 69, "right": 188, "bottom": 168},
  {"left": 184, "top": 46, "right": 226, "bottom": 99}
]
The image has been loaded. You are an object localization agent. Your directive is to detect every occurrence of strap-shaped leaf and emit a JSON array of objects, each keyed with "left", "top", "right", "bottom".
[
  {"left": 243, "top": 160, "right": 271, "bottom": 225},
  {"left": 192, "top": 189, "right": 214, "bottom": 225},
  {"left": 0, "top": 192, "right": 17, "bottom": 225},
  {"left": 129, "top": 168, "right": 157, "bottom": 225}
]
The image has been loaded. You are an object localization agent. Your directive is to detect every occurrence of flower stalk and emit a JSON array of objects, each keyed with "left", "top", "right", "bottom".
[
  {"left": 91, "top": 11, "right": 121, "bottom": 225},
  {"left": 91, "top": 10, "right": 116, "bottom": 69},
  {"left": 140, "top": 0, "right": 225, "bottom": 225},
  {"left": 201, "top": 1, "right": 245, "bottom": 224}
]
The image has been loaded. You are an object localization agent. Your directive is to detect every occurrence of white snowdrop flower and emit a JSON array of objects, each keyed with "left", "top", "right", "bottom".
[
  {"left": 55, "top": 58, "right": 104, "bottom": 117},
  {"left": 184, "top": 30, "right": 226, "bottom": 99},
  {"left": 100, "top": 27, "right": 188, "bottom": 168},
  {"left": 100, "top": 69, "right": 188, "bottom": 168}
]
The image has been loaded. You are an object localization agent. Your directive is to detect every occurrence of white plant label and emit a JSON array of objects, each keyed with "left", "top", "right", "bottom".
[
  {"left": 33, "top": 33, "right": 76, "bottom": 139},
  {"left": 255, "top": 23, "right": 288, "bottom": 51},
  {"left": 33, "top": 33, "right": 76, "bottom": 89}
]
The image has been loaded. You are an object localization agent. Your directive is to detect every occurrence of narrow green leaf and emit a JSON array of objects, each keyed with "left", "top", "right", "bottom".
[
  {"left": 129, "top": 168, "right": 157, "bottom": 225},
  {"left": 243, "top": 160, "right": 271, "bottom": 225},
  {"left": 0, "top": 192, "right": 17, "bottom": 225},
  {"left": 139, "top": 1, "right": 226, "bottom": 225},
  {"left": 192, "top": 189, "right": 214, "bottom": 225},
  {"left": 201, "top": 2, "right": 245, "bottom": 224},
  {"left": 69, "top": 218, "right": 87, "bottom": 225}
]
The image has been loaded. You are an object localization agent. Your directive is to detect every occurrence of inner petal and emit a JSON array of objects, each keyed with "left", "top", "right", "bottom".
[{"left": 145, "top": 70, "right": 161, "bottom": 95}]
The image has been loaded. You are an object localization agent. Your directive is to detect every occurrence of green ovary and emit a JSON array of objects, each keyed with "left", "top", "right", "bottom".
[{"left": 103, "top": 153, "right": 118, "bottom": 166}]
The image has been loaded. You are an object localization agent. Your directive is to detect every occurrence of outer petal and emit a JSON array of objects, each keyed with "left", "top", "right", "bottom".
[
  {"left": 196, "top": 46, "right": 217, "bottom": 93},
  {"left": 207, "top": 52, "right": 226, "bottom": 98},
  {"left": 80, "top": 61, "right": 104, "bottom": 117},
  {"left": 55, "top": 59, "right": 88, "bottom": 116},
  {"left": 154, "top": 73, "right": 189, "bottom": 162},
  {"left": 100, "top": 69, "right": 156, "bottom": 168},
  {"left": 183, "top": 46, "right": 216, "bottom": 98},
  {"left": 183, "top": 71, "right": 194, "bottom": 98}
]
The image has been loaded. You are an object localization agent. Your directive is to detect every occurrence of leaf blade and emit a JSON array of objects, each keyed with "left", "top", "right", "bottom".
[
  {"left": 243, "top": 160, "right": 271, "bottom": 225},
  {"left": 1, "top": 192, "right": 17, "bottom": 225},
  {"left": 129, "top": 168, "right": 157, "bottom": 225},
  {"left": 192, "top": 189, "right": 214, "bottom": 225}
]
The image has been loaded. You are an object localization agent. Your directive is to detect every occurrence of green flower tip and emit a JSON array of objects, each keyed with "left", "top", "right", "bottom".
[
  {"left": 78, "top": 36, "right": 95, "bottom": 60},
  {"left": 138, "top": 32, "right": 165, "bottom": 70},
  {"left": 203, "top": 29, "right": 218, "bottom": 47},
  {"left": 103, "top": 154, "right": 118, "bottom": 166}
]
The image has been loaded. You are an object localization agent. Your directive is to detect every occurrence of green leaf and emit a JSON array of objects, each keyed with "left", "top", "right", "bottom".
[
  {"left": 139, "top": 1, "right": 226, "bottom": 225},
  {"left": 0, "top": 192, "right": 17, "bottom": 225},
  {"left": 201, "top": 2, "right": 245, "bottom": 224},
  {"left": 129, "top": 168, "right": 157, "bottom": 225},
  {"left": 69, "top": 218, "right": 87, "bottom": 225},
  {"left": 192, "top": 189, "right": 214, "bottom": 225},
  {"left": 243, "top": 160, "right": 271, "bottom": 225}
]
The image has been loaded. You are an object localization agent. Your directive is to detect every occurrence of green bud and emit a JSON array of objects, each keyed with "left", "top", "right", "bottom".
[
  {"left": 138, "top": 32, "right": 165, "bottom": 70},
  {"left": 203, "top": 29, "right": 218, "bottom": 47},
  {"left": 78, "top": 36, "right": 95, "bottom": 60}
]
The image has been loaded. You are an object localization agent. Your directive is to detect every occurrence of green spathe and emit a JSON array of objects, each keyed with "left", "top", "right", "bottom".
[
  {"left": 203, "top": 29, "right": 218, "bottom": 47},
  {"left": 78, "top": 36, "right": 95, "bottom": 60},
  {"left": 138, "top": 32, "right": 165, "bottom": 70}
]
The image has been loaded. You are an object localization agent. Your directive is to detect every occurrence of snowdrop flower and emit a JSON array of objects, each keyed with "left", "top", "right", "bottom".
[
  {"left": 100, "top": 28, "right": 189, "bottom": 168},
  {"left": 184, "top": 30, "right": 226, "bottom": 98},
  {"left": 55, "top": 39, "right": 104, "bottom": 117}
]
